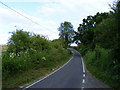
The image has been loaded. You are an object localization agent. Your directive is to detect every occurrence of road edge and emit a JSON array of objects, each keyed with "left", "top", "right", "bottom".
[{"left": 23, "top": 56, "right": 74, "bottom": 89}]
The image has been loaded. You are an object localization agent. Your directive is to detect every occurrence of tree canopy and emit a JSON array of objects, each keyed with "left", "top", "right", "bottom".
[
  {"left": 58, "top": 21, "right": 75, "bottom": 46},
  {"left": 73, "top": 1, "right": 120, "bottom": 89}
]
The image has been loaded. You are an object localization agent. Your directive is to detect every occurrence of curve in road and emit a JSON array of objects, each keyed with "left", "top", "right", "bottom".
[{"left": 23, "top": 48, "right": 111, "bottom": 89}]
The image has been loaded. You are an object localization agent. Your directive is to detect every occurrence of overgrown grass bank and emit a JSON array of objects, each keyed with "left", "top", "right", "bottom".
[
  {"left": 83, "top": 46, "right": 119, "bottom": 89},
  {"left": 2, "top": 30, "right": 71, "bottom": 88},
  {"left": 3, "top": 48, "right": 71, "bottom": 88}
]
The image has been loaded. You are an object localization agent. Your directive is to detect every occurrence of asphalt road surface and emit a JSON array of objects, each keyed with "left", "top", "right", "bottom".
[{"left": 23, "top": 48, "right": 111, "bottom": 89}]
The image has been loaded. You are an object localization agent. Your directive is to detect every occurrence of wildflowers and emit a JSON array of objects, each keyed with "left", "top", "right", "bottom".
[
  {"left": 9, "top": 53, "right": 16, "bottom": 58},
  {"left": 42, "top": 57, "right": 46, "bottom": 61}
]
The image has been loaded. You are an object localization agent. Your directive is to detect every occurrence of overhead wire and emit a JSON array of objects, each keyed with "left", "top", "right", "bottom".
[{"left": 0, "top": 1, "right": 58, "bottom": 35}]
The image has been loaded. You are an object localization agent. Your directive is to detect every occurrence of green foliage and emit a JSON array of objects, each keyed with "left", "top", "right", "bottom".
[
  {"left": 94, "top": 16, "right": 117, "bottom": 49},
  {"left": 7, "top": 30, "right": 52, "bottom": 54},
  {"left": 58, "top": 21, "right": 75, "bottom": 45},
  {"left": 2, "top": 30, "right": 70, "bottom": 85},
  {"left": 52, "top": 39, "right": 67, "bottom": 49},
  {"left": 74, "top": 12, "right": 109, "bottom": 50},
  {"left": 84, "top": 45, "right": 110, "bottom": 69},
  {"left": 111, "top": 1, "right": 120, "bottom": 87},
  {"left": 78, "top": 44, "right": 88, "bottom": 55},
  {"left": 30, "top": 34, "right": 51, "bottom": 51},
  {"left": 84, "top": 46, "right": 119, "bottom": 89},
  {"left": 7, "top": 30, "right": 31, "bottom": 55},
  {"left": 75, "top": 1, "right": 120, "bottom": 89}
]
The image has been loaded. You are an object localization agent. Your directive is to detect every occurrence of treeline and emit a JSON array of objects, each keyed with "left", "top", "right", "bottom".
[
  {"left": 2, "top": 30, "right": 70, "bottom": 88},
  {"left": 73, "top": 1, "right": 119, "bottom": 89},
  {"left": 58, "top": 1, "right": 120, "bottom": 89}
]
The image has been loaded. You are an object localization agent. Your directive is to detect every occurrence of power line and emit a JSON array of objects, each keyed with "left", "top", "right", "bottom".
[
  {"left": 0, "top": 1, "right": 58, "bottom": 34},
  {"left": 0, "top": 1, "right": 41, "bottom": 26}
]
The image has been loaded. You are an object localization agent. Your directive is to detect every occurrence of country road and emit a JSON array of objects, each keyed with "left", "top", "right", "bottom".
[{"left": 23, "top": 48, "right": 111, "bottom": 89}]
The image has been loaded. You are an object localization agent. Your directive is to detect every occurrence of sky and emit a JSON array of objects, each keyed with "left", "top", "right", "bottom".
[{"left": 0, "top": 0, "right": 114, "bottom": 45}]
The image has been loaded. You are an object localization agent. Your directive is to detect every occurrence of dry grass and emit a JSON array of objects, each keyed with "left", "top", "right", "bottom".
[{"left": 1, "top": 45, "right": 8, "bottom": 52}]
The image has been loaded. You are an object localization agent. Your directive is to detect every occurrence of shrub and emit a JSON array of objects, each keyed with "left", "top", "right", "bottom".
[
  {"left": 2, "top": 30, "right": 70, "bottom": 81},
  {"left": 83, "top": 45, "right": 119, "bottom": 89}
]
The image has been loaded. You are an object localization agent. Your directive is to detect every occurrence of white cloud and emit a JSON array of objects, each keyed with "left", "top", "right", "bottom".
[
  {"left": 0, "top": 7, "right": 59, "bottom": 44},
  {"left": 1, "top": 0, "right": 57, "bottom": 2},
  {"left": 0, "top": 32, "right": 12, "bottom": 45},
  {"left": 36, "top": 0, "right": 113, "bottom": 29},
  {"left": 0, "top": 0, "right": 114, "bottom": 44}
]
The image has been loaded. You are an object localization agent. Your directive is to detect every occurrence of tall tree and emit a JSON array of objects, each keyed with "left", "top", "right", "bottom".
[
  {"left": 74, "top": 12, "right": 109, "bottom": 48},
  {"left": 58, "top": 21, "right": 75, "bottom": 45},
  {"left": 111, "top": 1, "right": 120, "bottom": 81}
]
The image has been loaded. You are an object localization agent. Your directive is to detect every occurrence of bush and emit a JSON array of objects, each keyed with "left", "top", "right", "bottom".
[
  {"left": 2, "top": 30, "right": 70, "bottom": 81},
  {"left": 83, "top": 45, "right": 119, "bottom": 89}
]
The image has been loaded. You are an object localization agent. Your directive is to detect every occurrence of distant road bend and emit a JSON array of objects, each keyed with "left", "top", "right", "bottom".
[{"left": 23, "top": 48, "right": 111, "bottom": 89}]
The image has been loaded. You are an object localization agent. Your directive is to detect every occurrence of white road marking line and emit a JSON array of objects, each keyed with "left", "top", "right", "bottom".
[
  {"left": 81, "top": 57, "right": 86, "bottom": 89},
  {"left": 81, "top": 57, "right": 85, "bottom": 73},
  {"left": 23, "top": 56, "right": 74, "bottom": 89},
  {"left": 82, "top": 79, "right": 85, "bottom": 83},
  {"left": 82, "top": 86, "right": 84, "bottom": 90},
  {"left": 83, "top": 74, "right": 85, "bottom": 77}
]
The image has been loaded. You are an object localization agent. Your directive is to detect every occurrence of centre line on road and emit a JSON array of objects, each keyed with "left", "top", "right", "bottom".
[
  {"left": 83, "top": 74, "right": 85, "bottom": 77},
  {"left": 81, "top": 57, "right": 85, "bottom": 73},
  {"left": 82, "top": 86, "right": 84, "bottom": 90},
  {"left": 82, "top": 79, "right": 85, "bottom": 83}
]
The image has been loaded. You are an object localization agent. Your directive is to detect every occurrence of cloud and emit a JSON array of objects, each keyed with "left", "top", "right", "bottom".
[
  {"left": 0, "top": 31, "right": 12, "bottom": 45},
  {"left": 36, "top": 0, "right": 113, "bottom": 28},
  {"left": 0, "top": 0, "right": 114, "bottom": 44},
  {"left": 1, "top": 0, "right": 59, "bottom": 2},
  {"left": 0, "top": 7, "right": 59, "bottom": 44}
]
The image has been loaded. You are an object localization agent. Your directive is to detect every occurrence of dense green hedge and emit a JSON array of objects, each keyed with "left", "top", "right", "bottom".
[
  {"left": 77, "top": 1, "right": 120, "bottom": 89},
  {"left": 83, "top": 45, "right": 119, "bottom": 89},
  {"left": 2, "top": 30, "right": 70, "bottom": 81}
]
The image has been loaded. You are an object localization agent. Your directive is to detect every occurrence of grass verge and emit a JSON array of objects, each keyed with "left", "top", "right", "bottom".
[
  {"left": 2, "top": 50, "right": 71, "bottom": 88},
  {"left": 83, "top": 47, "right": 119, "bottom": 89}
]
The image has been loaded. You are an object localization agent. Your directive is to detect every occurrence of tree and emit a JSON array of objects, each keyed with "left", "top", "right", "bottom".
[
  {"left": 111, "top": 1, "right": 120, "bottom": 84},
  {"left": 58, "top": 21, "right": 75, "bottom": 46},
  {"left": 74, "top": 12, "right": 109, "bottom": 50},
  {"left": 52, "top": 39, "right": 67, "bottom": 49},
  {"left": 31, "top": 34, "right": 51, "bottom": 51},
  {"left": 7, "top": 29, "right": 52, "bottom": 55},
  {"left": 7, "top": 29, "right": 31, "bottom": 55}
]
